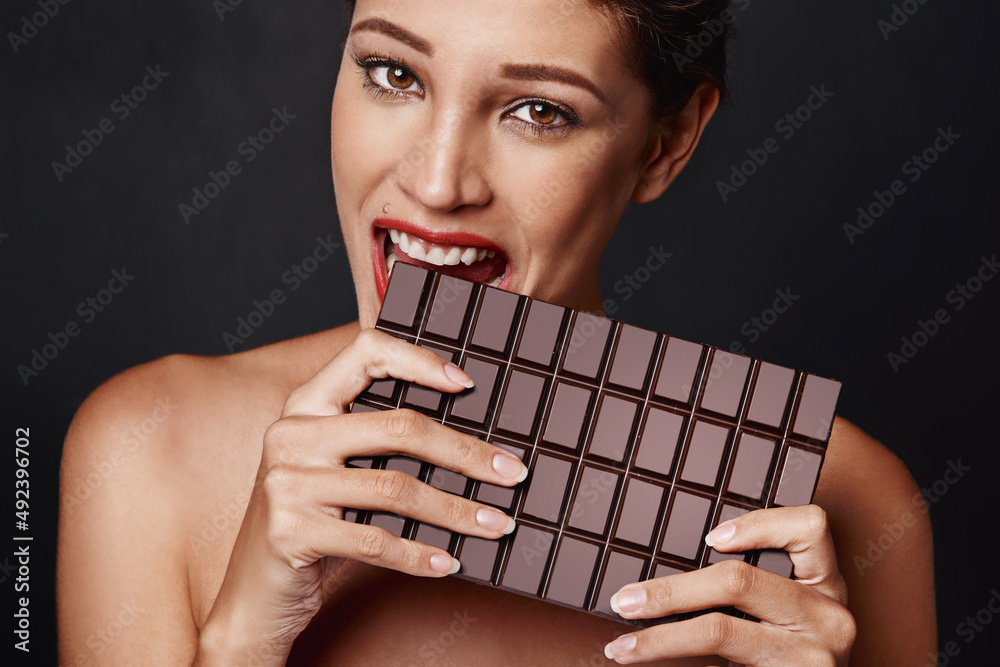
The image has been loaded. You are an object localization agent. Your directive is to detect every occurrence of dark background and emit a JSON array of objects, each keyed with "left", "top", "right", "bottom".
[{"left": 3, "top": 0, "right": 997, "bottom": 664}]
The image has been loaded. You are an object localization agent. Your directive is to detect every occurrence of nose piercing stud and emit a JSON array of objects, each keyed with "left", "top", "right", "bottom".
[{"left": 382, "top": 204, "right": 389, "bottom": 214}]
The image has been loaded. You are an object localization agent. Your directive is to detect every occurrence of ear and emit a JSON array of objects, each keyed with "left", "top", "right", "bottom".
[{"left": 631, "top": 83, "right": 721, "bottom": 203}]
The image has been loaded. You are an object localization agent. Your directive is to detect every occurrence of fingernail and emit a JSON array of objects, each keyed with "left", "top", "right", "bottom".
[
  {"left": 610, "top": 585, "right": 646, "bottom": 614},
  {"left": 430, "top": 553, "right": 461, "bottom": 574},
  {"left": 705, "top": 521, "right": 736, "bottom": 547},
  {"left": 477, "top": 507, "right": 516, "bottom": 534},
  {"left": 444, "top": 362, "right": 475, "bottom": 388},
  {"left": 492, "top": 453, "right": 528, "bottom": 482},
  {"left": 604, "top": 634, "right": 637, "bottom": 660}
]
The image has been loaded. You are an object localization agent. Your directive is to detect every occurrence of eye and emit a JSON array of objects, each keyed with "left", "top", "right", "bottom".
[
  {"left": 352, "top": 52, "right": 423, "bottom": 98},
  {"left": 370, "top": 61, "right": 421, "bottom": 93},
  {"left": 507, "top": 99, "right": 581, "bottom": 137},
  {"left": 510, "top": 100, "right": 569, "bottom": 128}
]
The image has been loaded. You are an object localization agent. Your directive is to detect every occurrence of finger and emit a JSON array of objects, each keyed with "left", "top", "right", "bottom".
[
  {"left": 282, "top": 328, "right": 474, "bottom": 417},
  {"left": 604, "top": 612, "right": 806, "bottom": 666},
  {"left": 307, "top": 517, "right": 463, "bottom": 578},
  {"left": 610, "top": 560, "right": 822, "bottom": 627},
  {"left": 704, "top": 505, "right": 846, "bottom": 603},
  {"left": 263, "top": 410, "right": 528, "bottom": 485},
  {"left": 299, "top": 466, "right": 516, "bottom": 538}
]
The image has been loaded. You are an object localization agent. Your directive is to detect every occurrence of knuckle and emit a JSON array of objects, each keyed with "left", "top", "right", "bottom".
[
  {"left": 379, "top": 408, "right": 424, "bottom": 443},
  {"left": 702, "top": 613, "right": 735, "bottom": 650},
  {"left": 355, "top": 526, "right": 390, "bottom": 560},
  {"left": 371, "top": 469, "right": 412, "bottom": 505},
  {"left": 354, "top": 326, "right": 383, "bottom": 352},
  {"left": 829, "top": 605, "right": 858, "bottom": 654},
  {"left": 283, "top": 385, "right": 309, "bottom": 409},
  {"left": 266, "top": 507, "right": 303, "bottom": 553},
  {"left": 263, "top": 419, "right": 292, "bottom": 454},
  {"left": 802, "top": 503, "right": 830, "bottom": 538},
  {"left": 397, "top": 540, "right": 424, "bottom": 571},
  {"left": 444, "top": 496, "right": 468, "bottom": 526},
  {"left": 804, "top": 647, "right": 837, "bottom": 667},
  {"left": 356, "top": 328, "right": 393, "bottom": 366},
  {"left": 649, "top": 579, "right": 675, "bottom": 610},
  {"left": 720, "top": 559, "right": 757, "bottom": 599},
  {"left": 261, "top": 464, "right": 297, "bottom": 500},
  {"left": 262, "top": 417, "right": 313, "bottom": 463},
  {"left": 454, "top": 434, "right": 480, "bottom": 468}
]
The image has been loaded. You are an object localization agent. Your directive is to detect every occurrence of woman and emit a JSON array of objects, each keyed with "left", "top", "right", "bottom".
[{"left": 57, "top": 0, "right": 935, "bottom": 664}]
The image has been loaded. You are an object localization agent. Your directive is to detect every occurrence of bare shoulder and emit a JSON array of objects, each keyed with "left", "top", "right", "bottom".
[
  {"left": 57, "top": 322, "right": 359, "bottom": 663},
  {"left": 817, "top": 417, "right": 920, "bottom": 508},
  {"left": 814, "top": 416, "right": 936, "bottom": 664},
  {"left": 62, "top": 321, "right": 360, "bottom": 474}
]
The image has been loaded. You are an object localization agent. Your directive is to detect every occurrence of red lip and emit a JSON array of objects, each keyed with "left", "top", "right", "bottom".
[
  {"left": 371, "top": 218, "right": 510, "bottom": 301},
  {"left": 374, "top": 218, "right": 507, "bottom": 254}
]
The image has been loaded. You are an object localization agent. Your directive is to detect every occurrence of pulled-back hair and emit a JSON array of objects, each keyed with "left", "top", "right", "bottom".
[{"left": 340, "top": 0, "right": 734, "bottom": 126}]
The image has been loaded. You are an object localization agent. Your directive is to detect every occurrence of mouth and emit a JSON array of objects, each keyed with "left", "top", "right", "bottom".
[{"left": 372, "top": 219, "right": 510, "bottom": 300}]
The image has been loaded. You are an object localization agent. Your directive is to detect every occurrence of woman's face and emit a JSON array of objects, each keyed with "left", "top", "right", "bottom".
[{"left": 331, "top": 0, "right": 658, "bottom": 328}]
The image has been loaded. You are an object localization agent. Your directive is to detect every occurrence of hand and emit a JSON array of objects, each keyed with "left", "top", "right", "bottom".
[
  {"left": 603, "top": 505, "right": 856, "bottom": 666},
  {"left": 195, "top": 328, "right": 528, "bottom": 665}
]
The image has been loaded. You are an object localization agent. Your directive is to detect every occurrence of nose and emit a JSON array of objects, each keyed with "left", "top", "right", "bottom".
[{"left": 393, "top": 105, "right": 492, "bottom": 212}]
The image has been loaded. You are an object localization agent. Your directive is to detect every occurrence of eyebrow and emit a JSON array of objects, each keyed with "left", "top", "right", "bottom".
[
  {"left": 350, "top": 18, "right": 608, "bottom": 106},
  {"left": 499, "top": 63, "right": 608, "bottom": 106},
  {"left": 350, "top": 17, "right": 434, "bottom": 56}
]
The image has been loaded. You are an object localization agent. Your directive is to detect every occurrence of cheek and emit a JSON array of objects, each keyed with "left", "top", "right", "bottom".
[{"left": 510, "top": 128, "right": 637, "bottom": 260}]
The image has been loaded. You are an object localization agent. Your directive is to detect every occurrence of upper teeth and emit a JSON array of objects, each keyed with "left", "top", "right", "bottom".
[{"left": 388, "top": 228, "right": 498, "bottom": 267}]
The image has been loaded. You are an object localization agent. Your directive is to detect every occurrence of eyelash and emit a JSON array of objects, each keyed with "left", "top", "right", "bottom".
[{"left": 350, "top": 51, "right": 581, "bottom": 138}]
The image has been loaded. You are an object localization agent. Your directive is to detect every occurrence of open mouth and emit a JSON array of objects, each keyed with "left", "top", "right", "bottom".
[{"left": 372, "top": 220, "right": 510, "bottom": 299}]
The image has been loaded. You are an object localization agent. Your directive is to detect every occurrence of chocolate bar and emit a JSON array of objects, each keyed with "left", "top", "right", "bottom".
[{"left": 346, "top": 262, "right": 841, "bottom": 626}]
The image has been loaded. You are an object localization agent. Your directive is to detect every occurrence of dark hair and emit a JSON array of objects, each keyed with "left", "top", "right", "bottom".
[{"left": 340, "top": 0, "right": 733, "bottom": 127}]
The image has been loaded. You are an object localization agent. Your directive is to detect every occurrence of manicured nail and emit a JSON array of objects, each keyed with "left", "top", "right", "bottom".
[
  {"left": 430, "top": 553, "right": 461, "bottom": 574},
  {"left": 604, "top": 634, "right": 637, "bottom": 660},
  {"left": 493, "top": 453, "right": 528, "bottom": 482},
  {"left": 705, "top": 521, "right": 736, "bottom": 547},
  {"left": 444, "top": 362, "right": 475, "bottom": 388},
  {"left": 477, "top": 508, "right": 516, "bottom": 534},
  {"left": 610, "top": 585, "right": 646, "bottom": 615}
]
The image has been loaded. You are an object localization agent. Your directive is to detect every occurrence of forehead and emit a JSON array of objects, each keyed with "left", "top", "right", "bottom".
[{"left": 350, "top": 0, "right": 632, "bottom": 89}]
